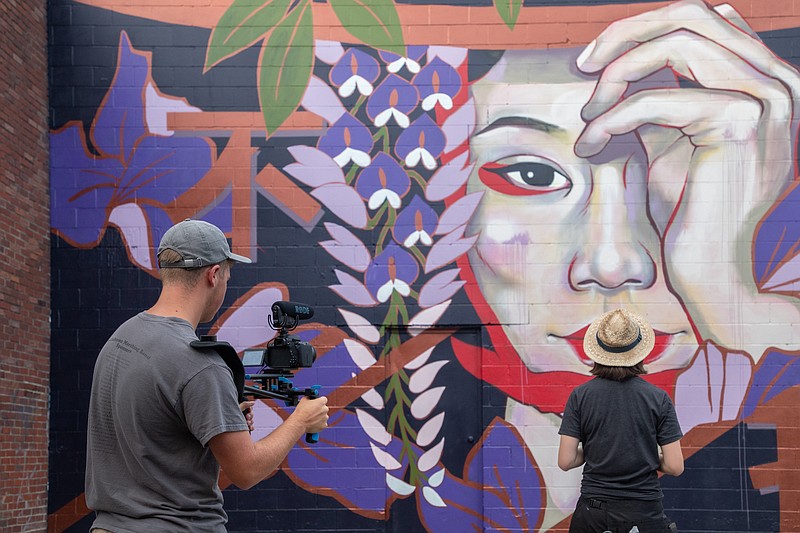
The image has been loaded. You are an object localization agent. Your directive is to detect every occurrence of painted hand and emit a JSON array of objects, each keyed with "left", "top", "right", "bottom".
[{"left": 575, "top": 0, "right": 800, "bottom": 361}]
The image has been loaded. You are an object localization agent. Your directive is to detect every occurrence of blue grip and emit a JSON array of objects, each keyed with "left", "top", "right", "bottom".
[{"left": 305, "top": 385, "right": 321, "bottom": 444}]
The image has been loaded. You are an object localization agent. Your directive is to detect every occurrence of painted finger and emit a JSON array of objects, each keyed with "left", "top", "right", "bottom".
[
  {"left": 577, "top": 0, "right": 800, "bottom": 101},
  {"left": 582, "top": 30, "right": 791, "bottom": 122},
  {"left": 575, "top": 88, "right": 760, "bottom": 157}
]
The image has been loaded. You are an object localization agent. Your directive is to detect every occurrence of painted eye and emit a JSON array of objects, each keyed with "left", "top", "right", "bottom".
[{"left": 478, "top": 159, "right": 571, "bottom": 196}]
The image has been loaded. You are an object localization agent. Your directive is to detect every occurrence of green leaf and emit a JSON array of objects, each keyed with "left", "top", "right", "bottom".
[
  {"left": 494, "top": 0, "right": 522, "bottom": 30},
  {"left": 205, "top": 0, "right": 294, "bottom": 72},
  {"left": 328, "top": 0, "right": 405, "bottom": 56},
  {"left": 258, "top": 0, "right": 314, "bottom": 136}
]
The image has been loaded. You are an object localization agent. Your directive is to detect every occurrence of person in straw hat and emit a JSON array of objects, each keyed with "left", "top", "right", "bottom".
[{"left": 558, "top": 309, "right": 684, "bottom": 532}]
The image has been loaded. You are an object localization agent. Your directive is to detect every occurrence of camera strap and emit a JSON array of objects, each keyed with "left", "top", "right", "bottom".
[{"left": 190, "top": 336, "right": 246, "bottom": 403}]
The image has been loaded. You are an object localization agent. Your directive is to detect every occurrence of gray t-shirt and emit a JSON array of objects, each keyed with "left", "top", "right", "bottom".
[
  {"left": 85, "top": 312, "right": 249, "bottom": 532},
  {"left": 558, "top": 376, "right": 683, "bottom": 500}
]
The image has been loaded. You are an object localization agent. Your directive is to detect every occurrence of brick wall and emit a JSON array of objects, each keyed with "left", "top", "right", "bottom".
[{"left": 0, "top": 0, "right": 51, "bottom": 530}]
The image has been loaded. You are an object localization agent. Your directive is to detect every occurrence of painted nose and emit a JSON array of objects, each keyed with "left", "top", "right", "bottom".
[{"left": 569, "top": 150, "right": 656, "bottom": 293}]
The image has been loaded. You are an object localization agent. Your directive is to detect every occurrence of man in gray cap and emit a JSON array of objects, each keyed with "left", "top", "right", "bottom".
[{"left": 85, "top": 219, "right": 329, "bottom": 532}]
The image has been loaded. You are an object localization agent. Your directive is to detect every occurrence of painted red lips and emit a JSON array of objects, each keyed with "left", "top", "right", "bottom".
[{"left": 564, "top": 325, "right": 672, "bottom": 365}]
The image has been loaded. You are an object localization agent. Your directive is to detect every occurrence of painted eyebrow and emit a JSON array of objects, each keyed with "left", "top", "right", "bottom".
[{"left": 475, "top": 116, "right": 563, "bottom": 135}]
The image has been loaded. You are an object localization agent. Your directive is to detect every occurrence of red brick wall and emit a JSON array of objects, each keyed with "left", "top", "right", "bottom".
[{"left": 0, "top": 0, "right": 50, "bottom": 531}]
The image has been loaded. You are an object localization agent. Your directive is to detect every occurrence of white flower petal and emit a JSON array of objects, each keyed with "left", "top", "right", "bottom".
[
  {"left": 387, "top": 58, "right": 405, "bottom": 73},
  {"left": 386, "top": 473, "right": 416, "bottom": 496},
  {"left": 356, "top": 408, "right": 391, "bottom": 446},
  {"left": 406, "top": 59, "right": 421, "bottom": 74},
  {"left": 418, "top": 437, "right": 445, "bottom": 472},
  {"left": 333, "top": 150, "right": 352, "bottom": 167},
  {"left": 377, "top": 282, "right": 394, "bottom": 303},
  {"left": 369, "top": 190, "right": 390, "bottom": 210},
  {"left": 339, "top": 309, "right": 381, "bottom": 344},
  {"left": 350, "top": 149, "right": 372, "bottom": 168},
  {"left": 370, "top": 442, "right": 403, "bottom": 470},
  {"left": 344, "top": 338, "right": 377, "bottom": 370},
  {"left": 420, "top": 149, "right": 437, "bottom": 170},
  {"left": 392, "top": 109, "right": 410, "bottom": 128},
  {"left": 419, "top": 231, "right": 433, "bottom": 246},
  {"left": 405, "top": 347, "right": 435, "bottom": 370},
  {"left": 423, "top": 486, "right": 447, "bottom": 507},
  {"left": 405, "top": 148, "right": 422, "bottom": 168},
  {"left": 339, "top": 77, "right": 357, "bottom": 98},
  {"left": 409, "top": 360, "right": 449, "bottom": 393},
  {"left": 410, "top": 387, "right": 445, "bottom": 419},
  {"left": 394, "top": 279, "right": 411, "bottom": 297},
  {"left": 386, "top": 190, "right": 402, "bottom": 209},
  {"left": 429, "top": 468, "right": 445, "bottom": 488},
  {"left": 403, "top": 232, "right": 420, "bottom": 248},
  {"left": 374, "top": 108, "right": 393, "bottom": 128},
  {"left": 361, "top": 388, "right": 385, "bottom": 410},
  {"left": 416, "top": 412, "right": 445, "bottom": 448},
  {"left": 408, "top": 300, "right": 451, "bottom": 336},
  {"left": 355, "top": 77, "right": 374, "bottom": 96}
]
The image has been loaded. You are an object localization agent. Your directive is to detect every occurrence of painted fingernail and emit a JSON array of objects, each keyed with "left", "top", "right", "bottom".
[{"left": 577, "top": 39, "right": 596, "bottom": 70}]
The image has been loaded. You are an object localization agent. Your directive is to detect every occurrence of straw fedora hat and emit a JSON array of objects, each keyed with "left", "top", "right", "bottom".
[{"left": 583, "top": 309, "right": 655, "bottom": 367}]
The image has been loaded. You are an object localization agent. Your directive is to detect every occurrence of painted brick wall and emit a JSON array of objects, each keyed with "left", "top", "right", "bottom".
[
  {"left": 0, "top": 0, "right": 50, "bottom": 531},
  {"left": 46, "top": 1, "right": 800, "bottom": 531}
]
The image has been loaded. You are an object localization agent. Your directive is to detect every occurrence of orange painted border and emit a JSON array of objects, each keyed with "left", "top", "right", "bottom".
[{"left": 75, "top": 0, "right": 800, "bottom": 48}]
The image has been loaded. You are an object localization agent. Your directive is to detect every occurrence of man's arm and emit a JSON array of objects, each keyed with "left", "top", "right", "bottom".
[
  {"left": 557, "top": 435, "right": 584, "bottom": 472},
  {"left": 658, "top": 440, "right": 684, "bottom": 476},
  {"left": 209, "top": 396, "right": 329, "bottom": 489}
]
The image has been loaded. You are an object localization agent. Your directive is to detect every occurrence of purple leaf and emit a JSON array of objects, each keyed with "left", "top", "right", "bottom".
[
  {"left": 425, "top": 225, "right": 478, "bottom": 273},
  {"left": 435, "top": 191, "right": 483, "bottom": 235},
  {"left": 425, "top": 152, "right": 473, "bottom": 202},
  {"left": 330, "top": 269, "right": 378, "bottom": 306},
  {"left": 418, "top": 269, "right": 465, "bottom": 308},
  {"left": 311, "top": 183, "right": 369, "bottom": 229},
  {"left": 321, "top": 222, "right": 372, "bottom": 272}
]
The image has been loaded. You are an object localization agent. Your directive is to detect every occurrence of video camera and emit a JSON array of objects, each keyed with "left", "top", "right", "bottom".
[
  {"left": 241, "top": 301, "right": 320, "bottom": 443},
  {"left": 243, "top": 300, "right": 317, "bottom": 370}
]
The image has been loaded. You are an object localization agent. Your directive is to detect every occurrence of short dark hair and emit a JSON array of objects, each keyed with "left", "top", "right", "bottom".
[{"left": 590, "top": 362, "right": 647, "bottom": 381}]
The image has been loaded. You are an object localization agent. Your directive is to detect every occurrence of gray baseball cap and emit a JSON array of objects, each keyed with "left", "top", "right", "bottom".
[{"left": 158, "top": 219, "right": 252, "bottom": 269}]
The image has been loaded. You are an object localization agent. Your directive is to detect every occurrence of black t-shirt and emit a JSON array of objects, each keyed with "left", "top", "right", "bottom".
[{"left": 558, "top": 376, "right": 683, "bottom": 500}]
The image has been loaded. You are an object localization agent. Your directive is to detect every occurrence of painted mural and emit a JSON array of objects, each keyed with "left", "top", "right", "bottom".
[{"left": 48, "top": 0, "right": 800, "bottom": 531}]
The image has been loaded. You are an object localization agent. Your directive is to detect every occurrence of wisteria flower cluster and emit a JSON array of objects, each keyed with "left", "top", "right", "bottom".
[{"left": 285, "top": 41, "right": 485, "bottom": 504}]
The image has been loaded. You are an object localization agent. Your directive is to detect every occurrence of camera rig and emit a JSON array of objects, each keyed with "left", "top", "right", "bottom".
[{"left": 191, "top": 301, "right": 320, "bottom": 443}]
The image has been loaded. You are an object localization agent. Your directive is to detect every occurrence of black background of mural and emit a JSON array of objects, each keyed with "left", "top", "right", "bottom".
[{"left": 48, "top": 0, "right": 798, "bottom": 530}]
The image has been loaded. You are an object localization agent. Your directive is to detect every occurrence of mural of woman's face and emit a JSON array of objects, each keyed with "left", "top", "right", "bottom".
[{"left": 465, "top": 49, "right": 699, "bottom": 375}]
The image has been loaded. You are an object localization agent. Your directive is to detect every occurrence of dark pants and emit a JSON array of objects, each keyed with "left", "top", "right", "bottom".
[{"left": 569, "top": 496, "right": 676, "bottom": 533}]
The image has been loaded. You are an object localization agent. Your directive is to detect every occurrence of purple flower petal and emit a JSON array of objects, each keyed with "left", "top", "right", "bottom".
[
  {"left": 50, "top": 125, "right": 120, "bottom": 247},
  {"left": 93, "top": 31, "right": 147, "bottom": 161},
  {"left": 330, "top": 48, "right": 380, "bottom": 87},
  {"left": 394, "top": 195, "right": 438, "bottom": 246},
  {"left": 318, "top": 113, "right": 374, "bottom": 159},
  {"left": 366, "top": 74, "right": 419, "bottom": 121},
  {"left": 355, "top": 152, "right": 410, "bottom": 201},
  {"left": 414, "top": 58, "right": 461, "bottom": 100},
  {"left": 365, "top": 242, "right": 420, "bottom": 296},
  {"left": 396, "top": 114, "right": 445, "bottom": 161}
]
